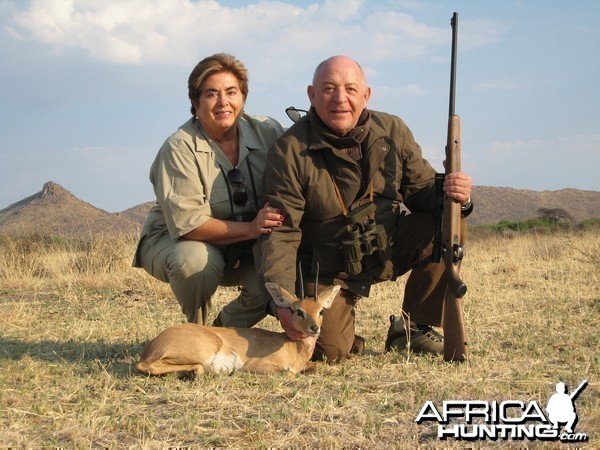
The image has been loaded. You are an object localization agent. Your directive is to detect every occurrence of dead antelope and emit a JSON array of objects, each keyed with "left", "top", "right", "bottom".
[{"left": 137, "top": 282, "right": 340, "bottom": 376}]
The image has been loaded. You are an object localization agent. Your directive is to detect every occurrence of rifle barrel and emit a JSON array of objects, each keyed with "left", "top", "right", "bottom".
[
  {"left": 570, "top": 379, "right": 588, "bottom": 400},
  {"left": 449, "top": 12, "right": 458, "bottom": 117}
]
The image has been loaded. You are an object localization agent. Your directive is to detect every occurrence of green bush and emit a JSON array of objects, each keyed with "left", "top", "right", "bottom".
[{"left": 472, "top": 217, "right": 588, "bottom": 234}]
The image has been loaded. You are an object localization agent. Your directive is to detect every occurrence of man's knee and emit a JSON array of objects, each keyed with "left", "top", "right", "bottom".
[
  {"left": 312, "top": 289, "right": 359, "bottom": 364},
  {"left": 313, "top": 333, "right": 364, "bottom": 363}
]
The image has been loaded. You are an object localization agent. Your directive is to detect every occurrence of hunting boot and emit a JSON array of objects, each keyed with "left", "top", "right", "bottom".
[{"left": 385, "top": 315, "right": 444, "bottom": 355}]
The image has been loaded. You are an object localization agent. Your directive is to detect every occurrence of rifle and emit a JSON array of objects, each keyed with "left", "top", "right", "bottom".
[
  {"left": 569, "top": 379, "right": 588, "bottom": 401},
  {"left": 432, "top": 12, "right": 468, "bottom": 362}
]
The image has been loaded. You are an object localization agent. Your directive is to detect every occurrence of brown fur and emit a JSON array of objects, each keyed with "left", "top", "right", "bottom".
[{"left": 137, "top": 283, "right": 340, "bottom": 376}]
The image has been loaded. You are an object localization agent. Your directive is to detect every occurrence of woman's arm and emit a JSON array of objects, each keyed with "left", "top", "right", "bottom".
[{"left": 182, "top": 203, "right": 284, "bottom": 245}]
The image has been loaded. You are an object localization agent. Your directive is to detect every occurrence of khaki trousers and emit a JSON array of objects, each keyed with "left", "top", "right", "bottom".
[
  {"left": 311, "top": 212, "right": 451, "bottom": 362},
  {"left": 136, "top": 233, "right": 268, "bottom": 327}
]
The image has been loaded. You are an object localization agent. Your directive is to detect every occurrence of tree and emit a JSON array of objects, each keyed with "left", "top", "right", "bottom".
[{"left": 538, "top": 208, "right": 573, "bottom": 226}]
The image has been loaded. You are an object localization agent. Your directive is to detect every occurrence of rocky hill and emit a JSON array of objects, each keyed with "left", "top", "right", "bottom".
[
  {"left": 0, "top": 182, "right": 141, "bottom": 238},
  {"left": 120, "top": 202, "right": 156, "bottom": 225},
  {"left": 470, "top": 186, "right": 600, "bottom": 226},
  {"left": 0, "top": 181, "right": 598, "bottom": 238}
]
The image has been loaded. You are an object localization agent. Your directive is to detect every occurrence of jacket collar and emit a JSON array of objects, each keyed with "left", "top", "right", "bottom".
[
  {"left": 308, "top": 107, "right": 370, "bottom": 151},
  {"left": 305, "top": 109, "right": 393, "bottom": 210},
  {"left": 308, "top": 108, "right": 389, "bottom": 181}
]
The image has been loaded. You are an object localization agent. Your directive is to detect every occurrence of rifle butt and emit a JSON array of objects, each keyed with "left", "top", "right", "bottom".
[
  {"left": 443, "top": 271, "right": 468, "bottom": 362},
  {"left": 443, "top": 301, "right": 468, "bottom": 362}
]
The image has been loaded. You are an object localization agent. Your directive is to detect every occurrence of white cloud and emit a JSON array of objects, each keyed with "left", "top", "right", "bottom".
[
  {"left": 9, "top": 0, "right": 239, "bottom": 64},
  {"left": 6, "top": 0, "right": 503, "bottom": 69},
  {"left": 558, "top": 133, "right": 600, "bottom": 156},
  {"left": 362, "top": 10, "right": 447, "bottom": 60},
  {"left": 474, "top": 79, "right": 522, "bottom": 92},
  {"left": 460, "top": 19, "right": 506, "bottom": 51},
  {"left": 488, "top": 134, "right": 600, "bottom": 160},
  {"left": 319, "top": 0, "right": 363, "bottom": 21},
  {"left": 388, "top": 0, "right": 441, "bottom": 13},
  {"left": 376, "top": 83, "right": 428, "bottom": 98},
  {"left": 488, "top": 138, "right": 543, "bottom": 161}
]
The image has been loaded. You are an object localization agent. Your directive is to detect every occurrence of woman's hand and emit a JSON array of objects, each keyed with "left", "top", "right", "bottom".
[
  {"left": 249, "top": 202, "right": 284, "bottom": 238},
  {"left": 183, "top": 202, "right": 284, "bottom": 244}
]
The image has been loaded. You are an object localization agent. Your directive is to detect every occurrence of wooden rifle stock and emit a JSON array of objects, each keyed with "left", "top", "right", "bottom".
[
  {"left": 442, "top": 114, "right": 468, "bottom": 361},
  {"left": 435, "top": 12, "right": 468, "bottom": 362}
]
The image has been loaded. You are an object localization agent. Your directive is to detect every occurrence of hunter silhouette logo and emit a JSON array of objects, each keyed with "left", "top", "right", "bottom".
[
  {"left": 546, "top": 380, "right": 588, "bottom": 434},
  {"left": 416, "top": 379, "right": 589, "bottom": 442}
]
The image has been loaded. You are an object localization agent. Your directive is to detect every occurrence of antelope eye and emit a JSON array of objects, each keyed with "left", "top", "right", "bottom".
[
  {"left": 319, "top": 310, "right": 324, "bottom": 317},
  {"left": 295, "top": 310, "right": 306, "bottom": 319}
]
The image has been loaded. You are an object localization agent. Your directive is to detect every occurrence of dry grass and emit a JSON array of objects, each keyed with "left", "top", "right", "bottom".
[{"left": 0, "top": 230, "right": 598, "bottom": 448}]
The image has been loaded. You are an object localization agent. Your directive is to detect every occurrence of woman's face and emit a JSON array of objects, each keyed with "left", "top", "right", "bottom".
[{"left": 194, "top": 71, "right": 245, "bottom": 138}]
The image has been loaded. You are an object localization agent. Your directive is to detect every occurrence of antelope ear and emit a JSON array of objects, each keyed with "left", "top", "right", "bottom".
[
  {"left": 265, "top": 282, "right": 299, "bottom": 309},
  {"left": 317, "top": 285, "right": 341, "bottom": 310}
]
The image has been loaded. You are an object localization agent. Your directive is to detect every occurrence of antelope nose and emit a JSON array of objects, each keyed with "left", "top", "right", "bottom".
[{"left": 310, "top": 325, "right": 320, "bottom": 334}]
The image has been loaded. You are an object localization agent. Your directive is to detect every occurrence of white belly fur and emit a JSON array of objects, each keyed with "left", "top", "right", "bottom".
[{"left": 205, "top": 352, "right": 244, "bottom": 374}]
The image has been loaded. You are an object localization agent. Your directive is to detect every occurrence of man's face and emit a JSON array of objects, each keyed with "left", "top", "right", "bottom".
[{"left": 307, "top": 56, "right": 371, "bottom": 136}]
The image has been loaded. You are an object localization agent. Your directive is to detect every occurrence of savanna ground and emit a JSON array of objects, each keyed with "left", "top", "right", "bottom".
[{"left": 0, "top": 228, "right": 598, "bottom": 448}]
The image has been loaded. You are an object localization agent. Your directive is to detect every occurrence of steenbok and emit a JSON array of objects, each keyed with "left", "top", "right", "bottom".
[{"left": 137, "top": 282, "right": 340, "bottom": 377}]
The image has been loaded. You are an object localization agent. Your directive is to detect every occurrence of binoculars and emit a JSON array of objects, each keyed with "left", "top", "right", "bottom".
[{"left": 342, "top": 202, "right": 391, "bottom": 275}]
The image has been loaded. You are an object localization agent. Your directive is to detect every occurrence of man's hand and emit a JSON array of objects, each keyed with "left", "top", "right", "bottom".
[
  {"left": 276, "top": 307, "right": 308, "bottom": 341},
  {"left": 443, "top": 171, "right": 472, "bottom": 206}
]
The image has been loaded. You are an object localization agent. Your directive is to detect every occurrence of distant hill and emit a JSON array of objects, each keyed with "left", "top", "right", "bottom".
[
  {"left": 120, "top": 202, "right": 155, "bottom": 225},
  {"left": 470, "top": 186, "right": 600, "bottom": 225},
  {"left": 0, "top": 181, "right": 141, "bottom": 238},
  {"left": 0, "top": 181, "right": 598, "bottom": 238}
]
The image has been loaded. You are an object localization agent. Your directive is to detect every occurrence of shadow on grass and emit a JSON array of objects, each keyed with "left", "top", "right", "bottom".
[{"left": 0, "top": 337, "right": 145, "bottom": 378}]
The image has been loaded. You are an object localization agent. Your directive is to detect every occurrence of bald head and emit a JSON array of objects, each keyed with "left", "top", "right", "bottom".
[
  {"left": 312, "top": 56, "right": 367, "bottom": 85},
  {"left": 307, "top": 55, "right": 371, "bottom": 136}
]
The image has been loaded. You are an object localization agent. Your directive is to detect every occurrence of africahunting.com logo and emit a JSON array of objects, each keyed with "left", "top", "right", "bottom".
[{"left": 416, "top": 380, "right": 589, "bottom": 443}]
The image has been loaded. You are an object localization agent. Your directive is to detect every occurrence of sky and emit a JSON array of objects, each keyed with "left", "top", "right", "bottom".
[{"left": 0, "top": 0, "right": 599, "bottom": 213}]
